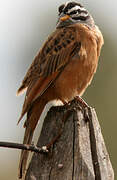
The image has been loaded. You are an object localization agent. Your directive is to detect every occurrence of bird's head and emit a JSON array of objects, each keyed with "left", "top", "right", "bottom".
[{"left": 56, "top": 1, "right": 94, "bottom": 28}]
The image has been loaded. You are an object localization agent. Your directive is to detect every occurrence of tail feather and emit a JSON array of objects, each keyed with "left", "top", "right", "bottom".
[
  {"left": 18, "top": 126, "right": 33, "bottom": 179},
  {"left": 18, "top": 98, "right": 47, "bottom": 179}
]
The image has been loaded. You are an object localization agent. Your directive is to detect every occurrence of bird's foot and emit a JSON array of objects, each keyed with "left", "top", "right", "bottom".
[
  {"left": 75, "top": 95, "right": 89, "bottom": 108},
  {"left": 74, "top": 96, "right": 91, "bottom": 122}
]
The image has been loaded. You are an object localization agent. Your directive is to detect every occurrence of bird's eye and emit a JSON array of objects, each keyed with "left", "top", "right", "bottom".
[
  {"left": 58, "top": 4, "right": 65, "bottom": 14},
  {"left": 69, "top": 10, "right": 78, "bottom": 15}
]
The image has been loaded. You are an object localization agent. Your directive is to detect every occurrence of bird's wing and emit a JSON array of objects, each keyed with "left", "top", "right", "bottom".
[{"left": 17, "top": 26, "right": 81, "bottom": 122}]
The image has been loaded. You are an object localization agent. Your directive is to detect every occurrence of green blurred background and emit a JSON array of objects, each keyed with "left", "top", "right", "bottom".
[{"left": 0, "top": 0, "right": 117, "bottom": 179}]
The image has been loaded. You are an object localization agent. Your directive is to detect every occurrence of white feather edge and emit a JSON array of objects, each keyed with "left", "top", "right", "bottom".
[
  {"left": 68, "top": 6, "right": 86, "bottom": 13},
  {"left": 16, "top": 87, "right": 27, "bottom": 96}
]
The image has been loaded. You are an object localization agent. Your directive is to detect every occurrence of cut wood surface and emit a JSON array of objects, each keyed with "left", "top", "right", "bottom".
[{"left": 25, "top": 99, "right": 114, "bottom": 180}]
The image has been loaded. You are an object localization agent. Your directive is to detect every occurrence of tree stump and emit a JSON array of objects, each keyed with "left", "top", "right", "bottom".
[{"left": 25, "top": 99, "right": 114, "bottom": 180}]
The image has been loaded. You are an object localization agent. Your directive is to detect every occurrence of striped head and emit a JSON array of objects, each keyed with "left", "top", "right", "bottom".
[{"left": 57, "top": 1, "right": 94, "bottom": 28}]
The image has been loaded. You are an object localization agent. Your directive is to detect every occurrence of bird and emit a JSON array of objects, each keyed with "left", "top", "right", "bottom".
[{"left": 17, "top": 1, "right": 104, "bottom": 179}]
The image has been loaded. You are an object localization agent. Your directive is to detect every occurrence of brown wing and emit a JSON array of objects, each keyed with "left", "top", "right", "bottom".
[
  {"left": 17, "top": 27, "right": 78, "bottom": 95},
  {"left": 17, "top": 26, "right": 81, "bottom": 122}
]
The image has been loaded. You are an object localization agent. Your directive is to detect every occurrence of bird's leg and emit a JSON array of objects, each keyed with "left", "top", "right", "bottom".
[
  {"left": 75, "top": 95, "right": 90, "bottom": 122},
  {"left": 46, "top": 109, "right": 72, "bottom": 150}
]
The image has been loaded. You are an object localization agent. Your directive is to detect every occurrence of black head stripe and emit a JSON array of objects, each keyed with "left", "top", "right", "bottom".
[
  {"left": 58, "top": 4, "right": 65, "bottom": 14},
  {"left": 72, "top": 15, "right": 90, "bottom": 21}
]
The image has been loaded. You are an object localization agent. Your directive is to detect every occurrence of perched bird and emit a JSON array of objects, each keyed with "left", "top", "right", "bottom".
[{"left": 17, "top": 1, "right": 104, "bottom": 179}]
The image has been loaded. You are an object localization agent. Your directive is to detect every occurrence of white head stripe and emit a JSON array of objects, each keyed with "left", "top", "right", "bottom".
[
  {"left": 65, "top": 1, "right": 69, "bottom": 7},
  {"left": 68, "top": 6, "right": 87, "bottom": 13}
]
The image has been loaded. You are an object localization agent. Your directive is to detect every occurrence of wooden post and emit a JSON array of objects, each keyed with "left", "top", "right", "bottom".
[{"left": 25, "top": 99, "right": 114, "bottom": 180}]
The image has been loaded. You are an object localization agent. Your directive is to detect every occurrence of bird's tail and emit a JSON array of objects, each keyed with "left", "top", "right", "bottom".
[
  {"left": 18, "top": 98, "right": 47, "bottom": 179},
  {"left": 18, "top": 125, "right": 33, "bottom": 179}
]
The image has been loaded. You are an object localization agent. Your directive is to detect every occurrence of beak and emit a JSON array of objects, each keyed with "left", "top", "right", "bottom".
[
  {"left": 56, "top": 13, "right": 72, "bottom": 28},
  {"left": 60, "top": 15, "right": 70, "bottom": 21}
]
